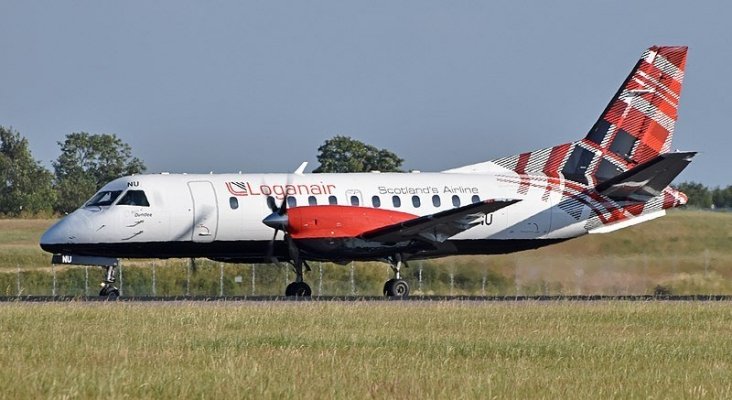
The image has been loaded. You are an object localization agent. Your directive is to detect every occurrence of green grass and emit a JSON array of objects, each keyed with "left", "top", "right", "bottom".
[
  {"left": 0, "top": 219, "right": 53, "bottom": 271},
  {"left": 0, "top": 302, "right": 731, "bottom": 399},
  {"left": 0, "top": 219, "right": 53, "bottom": 246},
  {"left": 1, "top": 210, "right": 730, "bottom": 295}
]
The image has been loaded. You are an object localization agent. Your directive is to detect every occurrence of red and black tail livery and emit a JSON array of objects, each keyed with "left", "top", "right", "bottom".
[{"left": 486, "top": 46, "right": 688, "bottom": 187}]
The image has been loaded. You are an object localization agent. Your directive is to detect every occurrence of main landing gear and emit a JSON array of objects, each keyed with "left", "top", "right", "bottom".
[
  {"left": 284, "top": 259, "right": 312, "bottom": 297},
  {"left": 383, "top": 254, "right": 409, "bottom": 298},
  {"left": 99, "top": 265, "right": 120, "bottom": 299}
]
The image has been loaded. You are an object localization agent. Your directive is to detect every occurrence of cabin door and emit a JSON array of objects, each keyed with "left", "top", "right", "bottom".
[{"left": 187, "top": 181, "right": 219, "bottom": 242}]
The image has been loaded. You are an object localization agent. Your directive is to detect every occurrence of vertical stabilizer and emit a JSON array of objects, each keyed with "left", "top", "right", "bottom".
[{"left": 576, "top": 46, "right": 688, "bottom": 181}]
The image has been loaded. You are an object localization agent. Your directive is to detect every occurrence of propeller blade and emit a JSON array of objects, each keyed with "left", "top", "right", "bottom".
[
  {"left": 265, "top": 228, "right": 279, "bottom": 261},
  {"left": 277, "top": 196, "right": 288, "bottom": 216},
  {"left": 286, "top": 234, "right": 299, "bottom": 265},
  {"left": 266, "top": 196, "right": 278, "bottom": 212}
]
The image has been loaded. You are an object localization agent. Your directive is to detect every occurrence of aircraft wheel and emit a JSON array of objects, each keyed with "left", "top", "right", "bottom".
[
  {"left": 384, "top": 279, "right": 409, "bottom": 298},
  {"left": 99, "top": 285, "right": 120, "bottom": 300},
  {"left": 285, "top": 282, "right": 312, "bottom": 297}
]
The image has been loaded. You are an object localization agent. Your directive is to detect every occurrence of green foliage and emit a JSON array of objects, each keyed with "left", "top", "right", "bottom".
[
  {"left": 676, "top": 181, "right": 713, "bottom": 208},
  {"left": 313, "top": 135, "right": 403, "bottom": 173},
  {"left": 53, "top": 132, "right": 146, "bottom": 213},
  {"left": 676, "top": 181, "right": 732, "bottom": 209},
  {"left": 711, "top": 185, "right": 732, "bottom": 209},
  {"left": 0, "top": 126, "right": 56, "bottom": 216}
]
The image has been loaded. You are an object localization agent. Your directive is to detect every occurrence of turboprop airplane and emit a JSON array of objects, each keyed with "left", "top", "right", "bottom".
[{"left": 40, "top": 45, "right": 694, "bottom": 298}]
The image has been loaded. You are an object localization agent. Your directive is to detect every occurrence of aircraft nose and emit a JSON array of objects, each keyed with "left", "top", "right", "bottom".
[
  {"left": 40, "top": 219, "right": 68, "bottom": 249},
  {"left": 39, "top": 212, "right": 90, "bottom": 253}
]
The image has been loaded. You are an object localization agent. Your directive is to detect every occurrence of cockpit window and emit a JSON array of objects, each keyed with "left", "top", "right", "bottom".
[
  {"left": 85, "top": 190, "right": 123, "bottom": 207},
  {"left": 117, "top": 190, "right": 150, "bottom": 207}
]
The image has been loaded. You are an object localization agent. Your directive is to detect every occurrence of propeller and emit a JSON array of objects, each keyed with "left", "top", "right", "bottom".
[
  {"left": 263, "top": 195, "right": 288, "bottom": 262},
  {"left": 261, "top": 164, "right": 311, "bottom": 273}
]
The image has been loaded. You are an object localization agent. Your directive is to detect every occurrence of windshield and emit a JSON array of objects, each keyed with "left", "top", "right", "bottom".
[
  {"left": 117, "top": 190, "right": 150, "bottom": 207},
  {"left": 85, "top": 190, "right": 123, "bottom": 207}
]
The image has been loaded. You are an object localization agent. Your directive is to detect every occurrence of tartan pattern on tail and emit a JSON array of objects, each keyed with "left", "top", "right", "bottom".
[{"left": 491, "top": 46, "right": 688, "bottom": 187}]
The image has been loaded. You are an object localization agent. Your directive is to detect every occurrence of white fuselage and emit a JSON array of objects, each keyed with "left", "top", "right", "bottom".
[{"left": 40, "top": 169, "right": 670, "bottom": 263}]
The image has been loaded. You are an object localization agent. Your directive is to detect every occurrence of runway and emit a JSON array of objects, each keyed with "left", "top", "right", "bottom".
[{"left": 2, "top": 295, "right": 732, "bottom": 302}]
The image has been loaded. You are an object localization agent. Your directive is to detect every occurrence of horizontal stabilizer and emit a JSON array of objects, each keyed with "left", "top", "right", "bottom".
[{"left": 595, "top": 151, "right": 696, "bottom": 202}]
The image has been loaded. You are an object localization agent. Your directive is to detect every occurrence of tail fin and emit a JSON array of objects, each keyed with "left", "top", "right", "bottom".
[
  {"left": 447, "top": 46, "right": 689, "bottom": 186},
  {"left": 575, "top": 46, "right": 688, "bottom": 182}
]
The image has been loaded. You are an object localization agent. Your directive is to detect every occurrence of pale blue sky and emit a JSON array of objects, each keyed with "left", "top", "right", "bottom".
[{"left": 1, "top": 1, "right": 729, "bottom": 185}]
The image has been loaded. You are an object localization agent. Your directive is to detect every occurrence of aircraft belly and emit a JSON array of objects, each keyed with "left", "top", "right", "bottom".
[
  {"left": 295, "top": 237, "right": 429, "bottom": 260},
  {"left": 42, "top": 236, "right": 570, "bottom": 261}
]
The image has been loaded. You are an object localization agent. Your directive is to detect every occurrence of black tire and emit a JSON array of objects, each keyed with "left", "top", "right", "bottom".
[
  {"left": 285, "top": 282, "right": 312, "bottom": 297},
  {"left": 383, "top": 279, "right": 396, "bottom": 296},
  {"left": 99, "top": 286, "right": 120, "bottom": 300}
]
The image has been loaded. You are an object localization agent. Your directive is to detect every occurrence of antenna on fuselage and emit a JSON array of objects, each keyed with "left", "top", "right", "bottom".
[{"left": 293, "top": 162, "right": 308, "bottom": 175}]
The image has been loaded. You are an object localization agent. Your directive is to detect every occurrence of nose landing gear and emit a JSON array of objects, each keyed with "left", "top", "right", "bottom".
[
  {"left": 99, "top": 265, "right": 120, "bottom": 299},
  {"left": 383, "top": 254, "right": 409, "bottom": 298}
]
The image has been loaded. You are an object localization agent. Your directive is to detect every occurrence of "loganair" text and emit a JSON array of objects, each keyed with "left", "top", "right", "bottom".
[{"left": 226, "top": 182, "right": 336, "bottom": 199}]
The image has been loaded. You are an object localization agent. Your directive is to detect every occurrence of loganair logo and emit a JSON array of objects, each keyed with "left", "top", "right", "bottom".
[{"left": 226, "top": 181, "right": 337, "bottom": 200}]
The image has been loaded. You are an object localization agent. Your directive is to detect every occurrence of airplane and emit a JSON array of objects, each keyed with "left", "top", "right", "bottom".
[{"left": 40, "top": 45, "right": 694, "bottom": 298}]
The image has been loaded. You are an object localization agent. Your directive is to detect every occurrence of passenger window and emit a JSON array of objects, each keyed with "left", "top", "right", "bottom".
[
  {"left": 412, "top": 196, "right": 421, "bottom": 208},
  {"left": 452, "top": 195, "right": 461, "bottom": 208},
  {"left": 229, "top": 197, "right": 239, "bottom": 210},
  {"left": 117, "top": 190, "right": 150, "bottom": 207},
  {"left": 432, "top": 195, "right": 441, "bottom": 207},
  {"left": 471, "top": 195, "right": 480, "bottom": 204},
  {"left": 308, "top": 196, "right": 317, "bottom": 206},
  {"left": 372, "top": 195, "right": 381, "bottom": 208},
  {"left": 350, "top": 196, "right": 360, "bottom": 206},
  {"left": 392, "top": 196, "right": 401, "bottom": 208},
  {"left": 86, "top": 190, "right": 123, "bottom": 207},
  {"left": 287, "top": 197, "right": 297, "bottom": 208},
  {"left": 328, "top": 195, "right": 337, "bottom": 205}
]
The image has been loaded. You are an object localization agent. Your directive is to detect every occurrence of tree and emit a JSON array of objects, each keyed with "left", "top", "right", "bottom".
[
  {"left": 676, "top": 181, "right": 713, "bottom": 208},
  {"left": 0, "top": 126, "right": 56, "bottom": 216},
  {"left": 712, "top": 186, "right": 732, "bottom": 209},
  {"left": 53, "top": 132, "right": 146, "bottom": 213},
  {"left": 313, "top": 136, "right": 403, "bottom": 173}
]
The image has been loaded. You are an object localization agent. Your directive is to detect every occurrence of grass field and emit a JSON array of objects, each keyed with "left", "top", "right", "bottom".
[
  {"left": 0, "top": 210, "right": 730, "bottom": 296},
  {"left": 1, "top": 301, "right": 731, "bottom": 399}
]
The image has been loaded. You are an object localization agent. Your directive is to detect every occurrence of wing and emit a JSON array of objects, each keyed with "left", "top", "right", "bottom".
[{"left": 358, "top": 199, "right": 520, "bottom": 244}]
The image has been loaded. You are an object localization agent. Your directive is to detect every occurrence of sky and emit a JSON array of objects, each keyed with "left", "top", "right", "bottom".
[{"left": 0, "top": 1, "right": 729, "bottom": 186}]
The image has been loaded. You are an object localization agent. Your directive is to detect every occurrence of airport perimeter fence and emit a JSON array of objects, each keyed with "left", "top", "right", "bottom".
[
  {"left": 1, "top": 253, "right": 725, "bottom": 297},
  {"left": 1, "top": 259, "right": 536, "bottom": 297}
]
